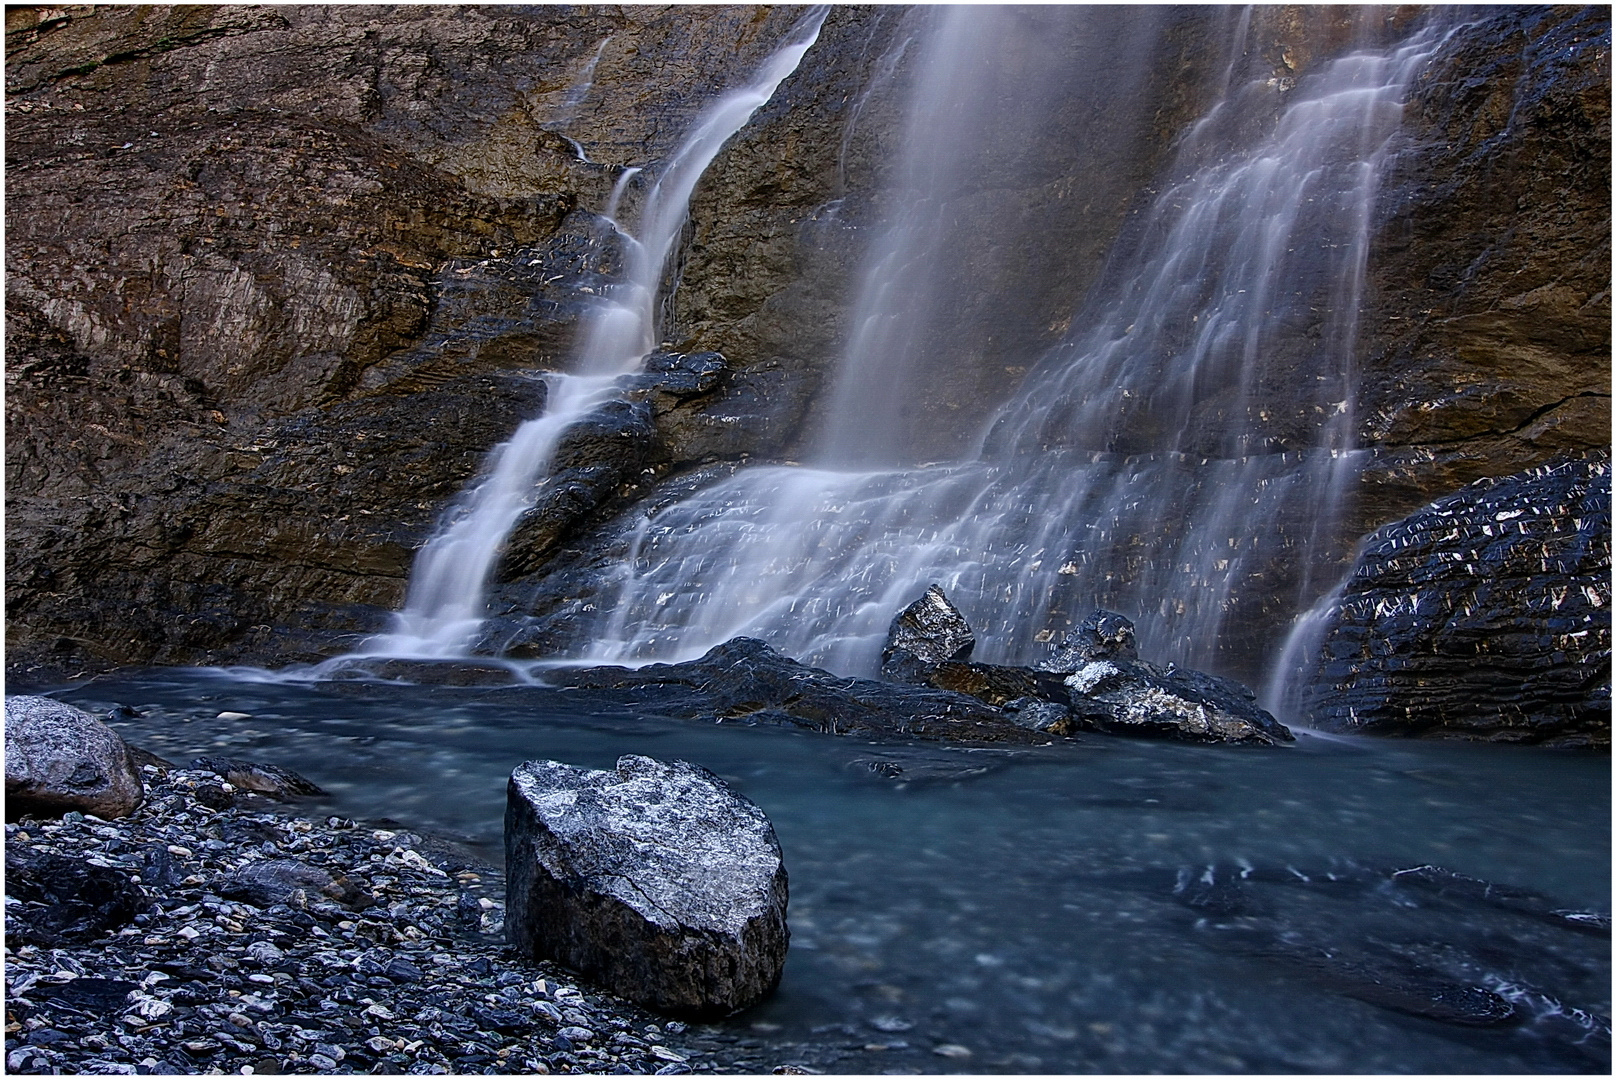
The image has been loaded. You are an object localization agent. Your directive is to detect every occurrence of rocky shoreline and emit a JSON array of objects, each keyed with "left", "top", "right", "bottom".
[{"left": 3, "top": 764, "right": 818, "bottom": 1076}]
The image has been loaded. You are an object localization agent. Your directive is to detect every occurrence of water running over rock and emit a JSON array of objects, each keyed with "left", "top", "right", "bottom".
[
  {"left": 355, "top": 8, "right": 829, "bottom": 660},
  {"left": 580, "top": 14, "right": 1454, "bottom": 687}
]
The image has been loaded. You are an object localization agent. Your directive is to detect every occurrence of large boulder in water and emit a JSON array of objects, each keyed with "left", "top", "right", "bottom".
[
  {"left": 505, "top": 755, "right": 790, "bottom": 1017},
  {"left": 1301, "top": 453, "right": 1610, "bottom": 747},
  {"left": 881, "top": 584, "right": 977, "bottom": 682},
  {"left": 5, "top": 696, "right": 144, "bottom": 820}
]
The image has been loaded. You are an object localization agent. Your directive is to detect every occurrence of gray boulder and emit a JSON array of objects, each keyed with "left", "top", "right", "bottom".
[
  {"left": 880, "top": 584, "right": 976, "bottom": 683},
  {"left": 5, "top": 696, "right": 144, "bottom": 819},
  {"left": 505, "top": 755, "right": 789, "bottom": 1017}
]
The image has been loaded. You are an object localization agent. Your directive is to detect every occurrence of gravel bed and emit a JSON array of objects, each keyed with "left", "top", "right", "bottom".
[{"left": 4, "top": 766, "right": 819, "bottom": 1075}]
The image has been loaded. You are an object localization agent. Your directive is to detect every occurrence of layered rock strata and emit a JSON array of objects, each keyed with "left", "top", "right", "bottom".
[{"left": 1303, "top": 452, "right": 1611, "bottom": 747}]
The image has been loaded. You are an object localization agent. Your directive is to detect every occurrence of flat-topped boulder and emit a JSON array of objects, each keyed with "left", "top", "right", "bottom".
[{"left": 505, "top": 755, "right": 789, "bottom": 1017}]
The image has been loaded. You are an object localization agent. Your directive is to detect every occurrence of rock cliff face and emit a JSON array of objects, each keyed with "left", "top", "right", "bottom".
[
  {"left": 5, "top": 3, "right": 1610, "bottom": 715},
  {"left": 1354, "top": 6, "right": 1611, "bottom": 534}
]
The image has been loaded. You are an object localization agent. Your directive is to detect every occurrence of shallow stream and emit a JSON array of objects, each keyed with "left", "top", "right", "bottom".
[{"left": 26, "top": 669, "right": 1612, "bottom": 1074}]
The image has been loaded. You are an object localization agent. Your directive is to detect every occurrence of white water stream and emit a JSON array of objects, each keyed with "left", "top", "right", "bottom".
[
  {"left": 355, "top": 7, "right": 829, "bottom": 660},
  {"left": 577, "top": 12, "right": 1452, "bottom": 687}
]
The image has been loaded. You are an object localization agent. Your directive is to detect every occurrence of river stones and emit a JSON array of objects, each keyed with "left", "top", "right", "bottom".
[
  {"left": 5, "top": 695, "right": 145, "bottom": 820},
  {"left": 881, "top": 584, "right": 977, "bottom": 682},
  {"left": 505, "top": 755, "right": 789, "bottom": 1017},
  {"left": 4, "top": 849, "right": 150, "bottom": 947}
]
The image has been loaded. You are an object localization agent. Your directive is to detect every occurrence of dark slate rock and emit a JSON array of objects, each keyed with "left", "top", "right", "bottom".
[
  {"left": 39, "top": 978, "right": 140, "bottom": 1015},
  {"left": 6, "top": 695, "right": 145, "bottom": 820},
  {"left": 498, "top": 399, "right": 667, "bottom": 582},
  {"left": 541, "top": 636, "right": 1039, "bottom": 744},
  {"left": 4, "top": 851, "right": 149, "bottom": 946},
  {"left": 1301, "top": 453, "right": 1611, "bottom": 747},
  {"left": 930, "top": 661, "right": 1073, "bottom": 708},
  {"left": 633, "top": 350, "right": 728, "bottom": 399},
  {"left": 192, "top": 758, "right": 327, "bottom": 799},
  {"left": 880, "top": 585, "right": 977, "bottom": 683},
  {"left": 219, "top": 858, "right": 335, "bottom": 908},
  {"left": 1038, "top": 608, "right": 1140, "bottom": 672},
  {"left": 506, "top": 755, "right": 789, "bottom": 1017}
]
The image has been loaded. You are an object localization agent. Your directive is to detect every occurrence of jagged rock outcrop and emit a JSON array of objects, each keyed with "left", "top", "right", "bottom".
[
  {"left": 1038, "top": 609, "right": 1140, "bottom": 671},
  {"left": 505, "top": 755, "right": 789, "bottom": 1017},
  {"left": 1302, "top": 453, "right": 1611, "bottom": 747},
  {"left": 879, "top": 583, "right": 976, "bottom": 682},
  {"left": 5, "top": 695, "right": 145, "bottom": 819}
]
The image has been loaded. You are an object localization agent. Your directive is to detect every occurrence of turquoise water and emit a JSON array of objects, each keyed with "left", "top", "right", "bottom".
[{"left": 27, "top": 669, "right": 1611, "bottom": 1073}]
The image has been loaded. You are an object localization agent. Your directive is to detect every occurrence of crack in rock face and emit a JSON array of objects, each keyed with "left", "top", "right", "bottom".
[{"left": 505, "top": 755, "right": 788, "bottom": 1018}]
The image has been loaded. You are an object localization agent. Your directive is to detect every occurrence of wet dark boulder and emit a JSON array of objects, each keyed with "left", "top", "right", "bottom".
[
  {"left": 1302, "top": 453, "right": 1611, "bottom": 747},
  {"left": 880, "top": 584, "right": 977, "bottom": 683},
  {"left": 505, "top": 754, "right": 789, "bottom": 1017},
  {"left": 6, "top": 696, "right": 145, "bottom": 820},
  {"left": 220, "top": 859, "right": 335, "bottom": 908},
  {"left": 4, "top": 850, "right": 150, "bottom": 947},
  {"left": 1064, "top": 657, "right": 1293, "bottom": 746},
  {"left": 882, "top": 601, "right": 1288, "bottom": 745},
  {"left": 1038, "top": 608, "right": 1139, "bottom": 671},
  {"left": 544, "top": 636, "right": 1039, "bottom": 744}
]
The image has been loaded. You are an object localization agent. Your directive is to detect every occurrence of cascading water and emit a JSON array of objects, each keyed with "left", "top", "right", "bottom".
[
  {"left": 580, "top": 11, "right": 1451, "bottom": 689},
  {"left": 356, "top": 7, "right": 828, "bottom": 660}
]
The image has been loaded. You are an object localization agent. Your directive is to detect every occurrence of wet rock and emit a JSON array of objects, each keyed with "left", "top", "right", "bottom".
[
  {"left": 1037, "top": 609, "right": 1139, "bottom": 672},
  {"left": 1064, "top": 657, "right": 1292, "bottom": 746},
  {"left": 498, "top": 399, "right": 666, "bottom": 582},
  {"left": 1302, "top": 453, "right": 1610, "bottom": 747},
  {"left": 506, "top": 755, "right": 790, "bottom": 1016},
  {"left": 929, "top": 661, "right": 1072, "bottom": 709},
  {"left": 4, "top": 766, "right": 710, "bottom": 1076},
  {"left": 4, "top": 851, "right": 149, "bottom": 946},
  {"left": 5, "top": 696, "right": 145, "bottom": 820},
  {"left": 880, "top": 585, "right": 977, "bottom": 683},
  {"left": 542, "top": 636, "right": 1038, "bottom": 744},
  {"left": 192, "top": 758, "right": 327, "bottom": 799},
  {"left": 1003, "top": 697, "right": 1074, "bottom": 734}
]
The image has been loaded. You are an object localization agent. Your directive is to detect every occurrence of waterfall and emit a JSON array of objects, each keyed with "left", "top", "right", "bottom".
[
  {"left": 580, "top": 12, "right": 1451, "bottom": 687},
  {"left": 356, "top": 7, "right": 828, "bottom": 660}
]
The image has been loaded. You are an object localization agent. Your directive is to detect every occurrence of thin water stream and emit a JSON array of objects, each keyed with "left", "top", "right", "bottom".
[{"left": 32, "top": 669, "right": 1612, "bottom": 1075}]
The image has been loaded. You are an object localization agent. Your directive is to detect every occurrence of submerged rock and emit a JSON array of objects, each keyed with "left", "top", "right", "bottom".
[
  {"left": 880, "top": 584, "right": 976, "bottom": 683},
  {"left": 1303, "top": 453, "right": 1610, "bottom": 747},
  {"left": 505, "top": 755, "right": 789, "bottom": 1017},
  {"left": 5, "top": 696, "right": 145, "bottom": 820}
]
